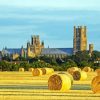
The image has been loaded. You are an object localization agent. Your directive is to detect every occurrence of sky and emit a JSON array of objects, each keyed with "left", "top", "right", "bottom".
[{"left": 0, "top": 0, "right": 100, "bottom": 51}]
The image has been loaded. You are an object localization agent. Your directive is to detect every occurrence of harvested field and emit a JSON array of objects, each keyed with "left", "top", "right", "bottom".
[{"left": 0, "top": 71, "right": 99, "bottom": 100}]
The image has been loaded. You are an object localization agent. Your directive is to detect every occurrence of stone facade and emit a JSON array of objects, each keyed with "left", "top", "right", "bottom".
[
  {"left": 12, "top": 53, "right": 19, "bottom": 60},
  {"left": 27, "top": 35, "right": 44, "bottom": 58},
  {"left": 89, "top": 44, "right": 94, "bottom": 56},
  {"left": 73, "top": 26, "right": 87, "bottom": 54}
]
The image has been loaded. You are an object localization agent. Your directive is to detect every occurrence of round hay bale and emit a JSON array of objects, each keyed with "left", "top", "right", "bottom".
[
  {"left": 19, "top": 68, "right": 24, "bottom": 72},
  {"left": 95, "top": 69, "right": 100, "bottom": 76},
  {"left": 66, "top": 72, "right": 74, "bottom": 85},
  {"left": 41, "top": 68, "right": 46, "bottom": 75},
  {"left": 91, "top": 75, "right": 100, "bottom": 93},
  {"left": 48, "top": 73, "right": 71, "bottom": 91},
  {"left": 67, "top": 67, "right": 79, "bottom": 75},
  {"left": 32, "top": 68, "right": 42, "bottom": 76},
  {"left": 82, "top": 67, "right": 91, "bottom": 72},
  {"left": 41, "top": 68, "right": 54, "bottom": 75},
  {"left": 72, "top": 71, "right": 87, "bottom": 81},
  {"left": 91, "top": 68, "right": 94, "bottom": 72},
  {"left": 58, "top": 72, "right": 73, "bottom": 85},
  {"left": 78, "top": 68, "right": 81, "bottom": 71},
  {"left": 29, "top": 68, "right": 34, "bottom": 72}
]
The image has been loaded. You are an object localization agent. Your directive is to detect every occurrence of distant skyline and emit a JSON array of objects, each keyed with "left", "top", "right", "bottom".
[{"left": 0, "top": 0, "right": 100, "bottom": 51}]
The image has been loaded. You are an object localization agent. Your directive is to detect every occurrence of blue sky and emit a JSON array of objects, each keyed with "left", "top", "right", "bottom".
[{"left": 0, "top": 0, "right": 100, "bottom": 50}]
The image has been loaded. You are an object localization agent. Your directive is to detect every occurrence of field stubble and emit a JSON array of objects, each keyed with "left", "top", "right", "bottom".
[{"left": 0, "top": 71, "right": 99, "bottom": 100}]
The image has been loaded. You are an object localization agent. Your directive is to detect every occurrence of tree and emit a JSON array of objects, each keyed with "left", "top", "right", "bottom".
[
  {"left": 59, "top": 59, "right": 77, "bottom": 71},
  {"left": 0, "top": 61, "right": 10, "bottom": 71},
  {"left": 39, "top": 56, "right": 58, "bottom": 66},
  {"left": 20, "top": 62, "right": 30, "bottom": 71},
  {"left": 91, "top": 51, "right": 100, "bottom": 61},
  {"left": 72, "top": 51, "right": 90, "bottom": 67}
]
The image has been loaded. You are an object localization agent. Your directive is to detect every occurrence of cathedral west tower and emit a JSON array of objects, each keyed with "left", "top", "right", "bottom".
[{"left": 73, "top": 26, "right": 87, "bottom": 54}]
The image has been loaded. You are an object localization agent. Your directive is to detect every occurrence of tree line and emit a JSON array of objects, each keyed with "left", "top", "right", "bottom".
[{"left": 0, "top": 50, "right": 100, "bottom": 71}]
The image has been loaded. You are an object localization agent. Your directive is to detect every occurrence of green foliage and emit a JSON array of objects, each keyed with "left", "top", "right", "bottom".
[
  {"left": 72, "top": 51, "right": 90, "bottom": 67},
  {"left": 60, "top": 59, "right": 77, "bottom": 70},
  {"left": 31, "top": 61, "right": 52, "bottom": 68},
  {"left": 0, "top": 50, "right": 99, "bottom": 71},
  {"left": 79, "top": 61, "right": 89, "bottom": 67},
  {"left": 39, "top": 56, "right": 58, "bottom": 65},
  {"left": 9, "top": 63, "right": 19, "bottom": 71},
  {"left": 2, "top": 56, "right": 11, "bottom": 61},
  {"left": 73, "top": 51, "right": 90, "bottom": 62},
  {"left": 19, "top": 62, "right": 30, "bottom": 71},
  {"left": 0, "top": 61, "right": 10, "bottom": 71},
  {"left": 0, "top": 61, "right": 20, "bottom": 71},
  {"left": 91, "top": 51, "right": 100, "bottom": 61}
]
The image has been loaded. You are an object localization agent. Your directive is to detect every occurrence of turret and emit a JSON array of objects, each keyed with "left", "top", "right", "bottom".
[
  {"left": 27, "top": 42, "right": 30, "bottom": 57},
  {"left": 35, "top": 35, "right": 40, "bottom": 46},
  {"left": 41, "top": 41, "right": 44, "bottom": 48},
  {"left": 89, "top": 44, "right": 94, "bottom": 56},
  {"left": 21, "top": 46, "right": 25, "bottom": 57},
  {"left": 31, "top": 35, "right": 34, "bottom": 45}
]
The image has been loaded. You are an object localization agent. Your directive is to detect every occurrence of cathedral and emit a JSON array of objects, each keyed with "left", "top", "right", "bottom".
[
  {"left": 26, "top": 35, "right": 44, "bottom": 58},
  {"left": 1, "top": 26, "right": 94, "bottom": 60},
  {"left": 73, "top": 26, "right": 93, "bottom": 55},
  {"left": 73, "top": 26, "right": 87, "bottom": 54}
]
